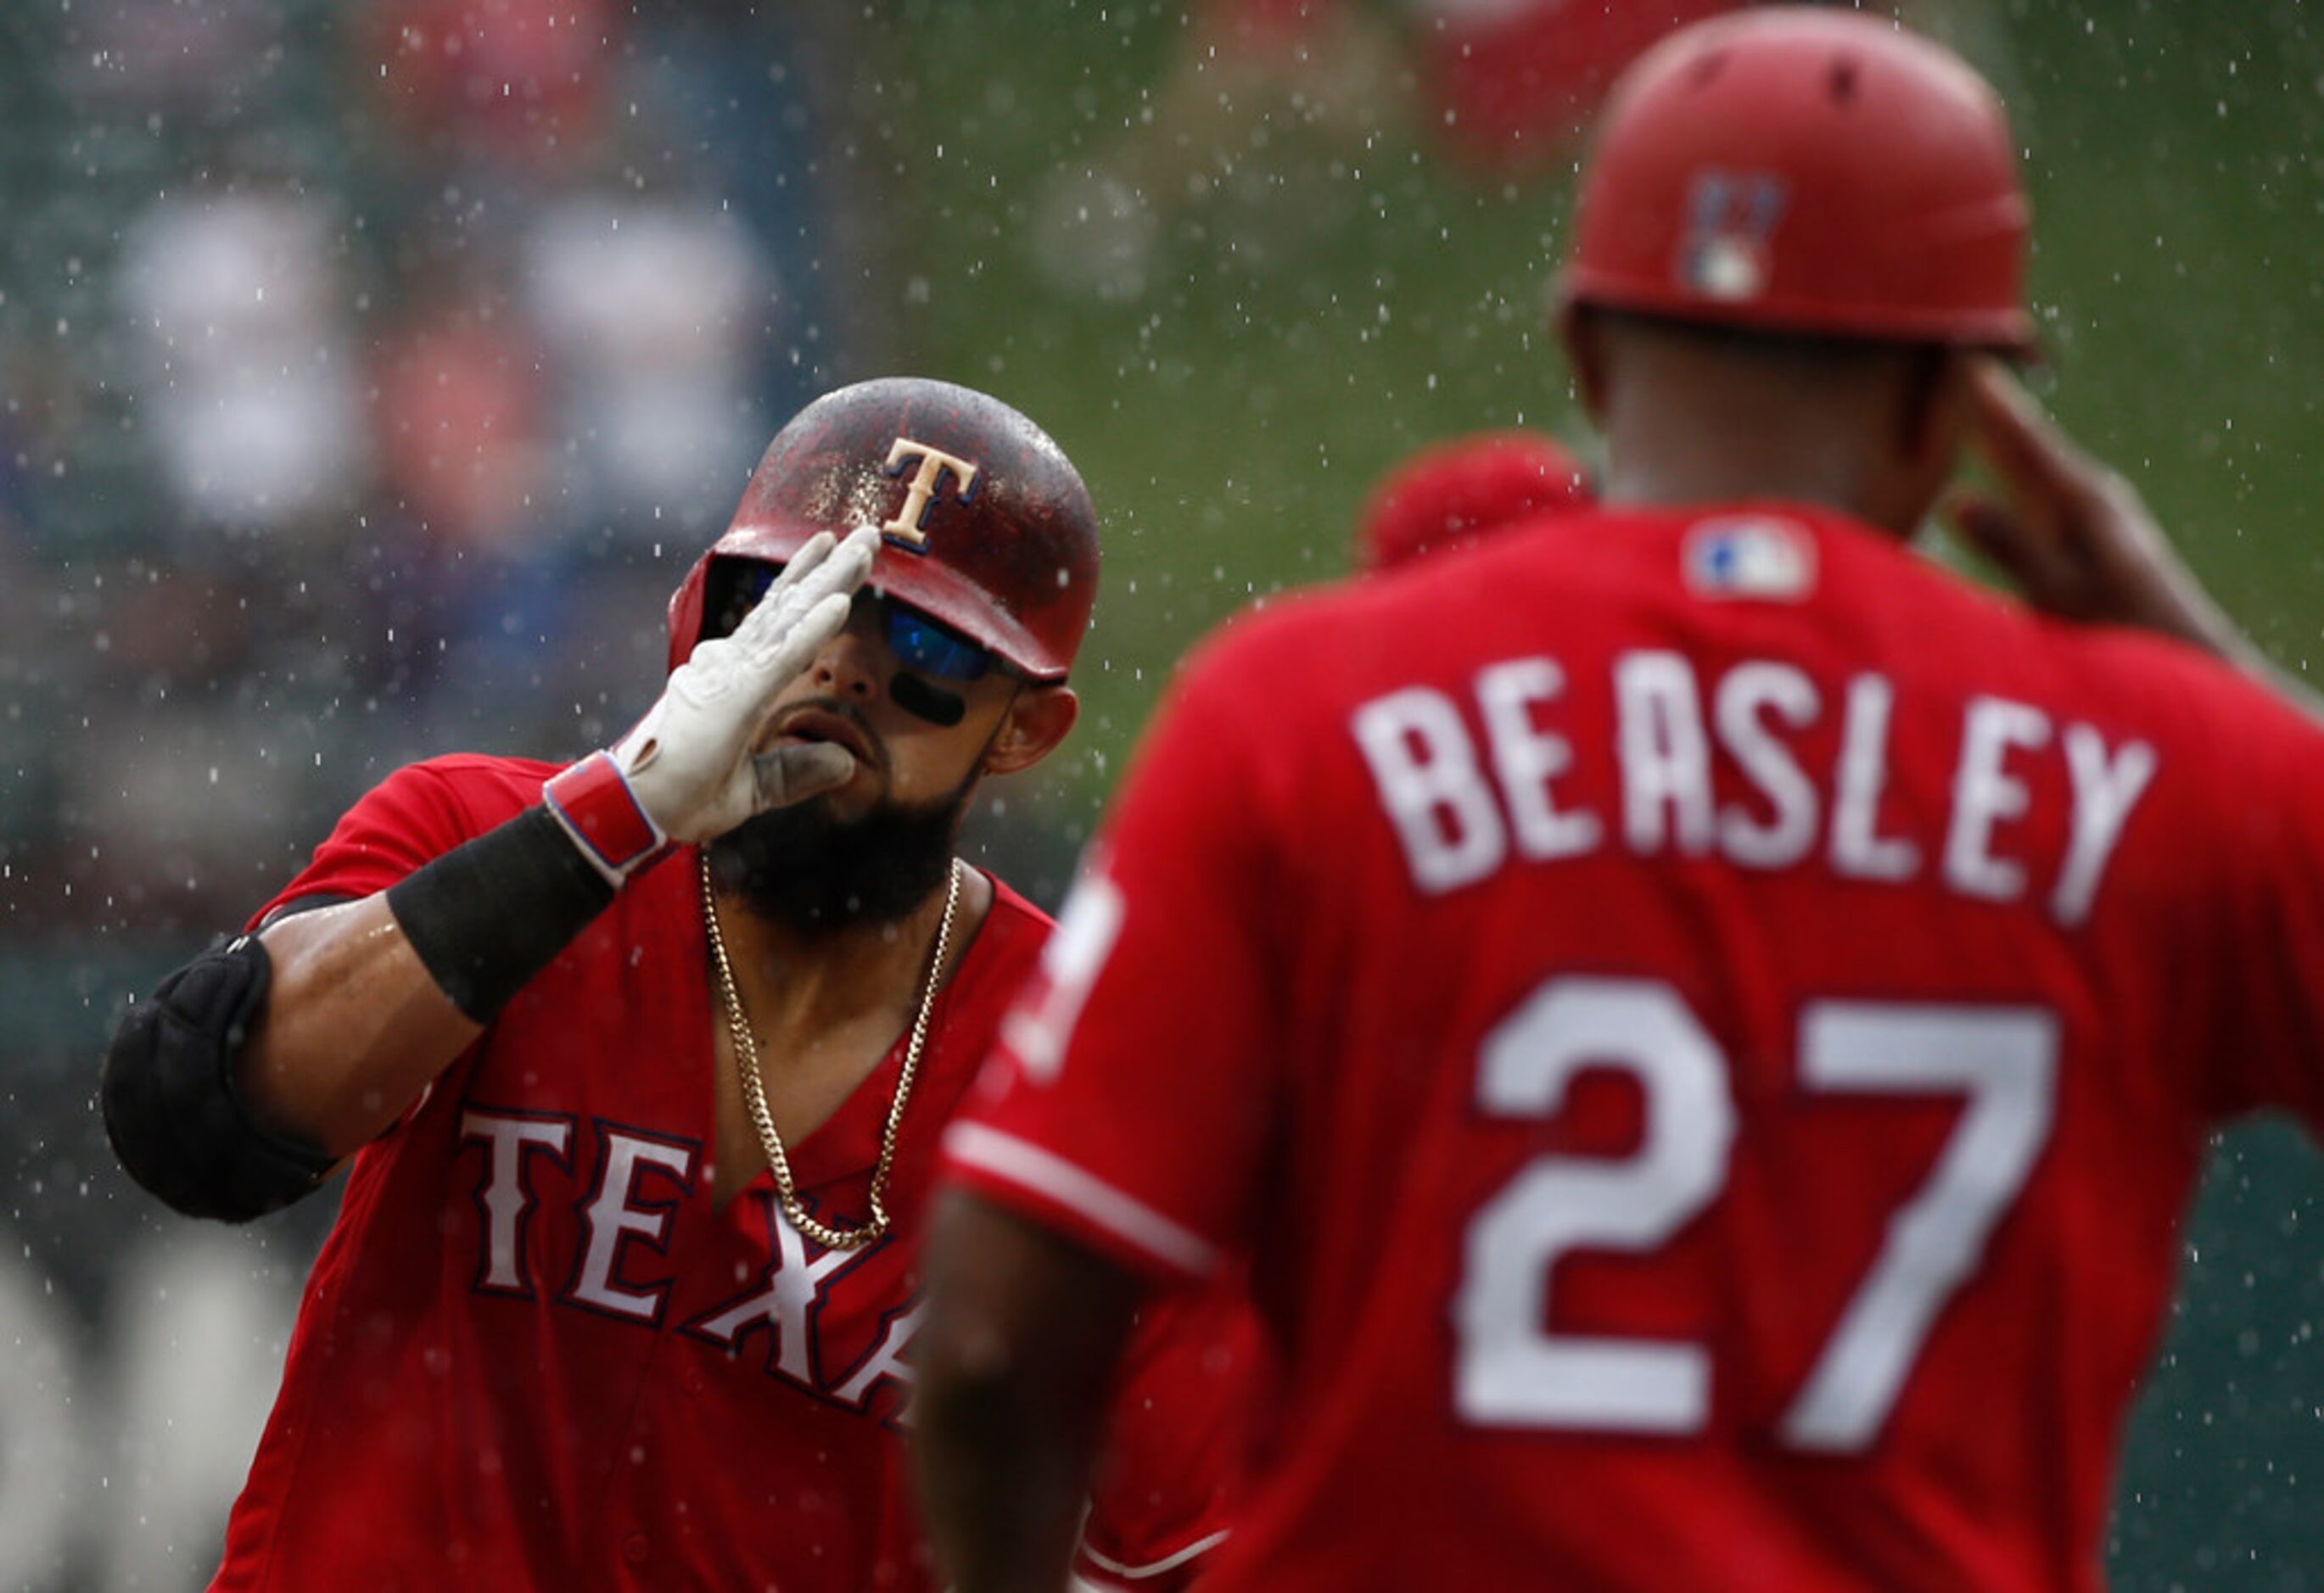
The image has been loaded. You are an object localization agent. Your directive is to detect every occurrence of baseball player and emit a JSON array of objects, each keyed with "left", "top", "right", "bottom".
[
  {"left": 100, "top": 377, "right": 1249, "bottom": 1590},
  {"left": 1354, "top": 428, "right": 1592, "bottom": 573},
  {"left": 914, "top": 12, "right": 2324, "bottom": 1591}
]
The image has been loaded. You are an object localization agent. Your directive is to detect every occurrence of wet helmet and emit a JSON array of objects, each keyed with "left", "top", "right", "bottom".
[
  {"left": 667, "top": 377, "right": 1100, "bottom": 680},
  {"left": 1559, "top": 7, "right": 2033, "bottom": 350}
]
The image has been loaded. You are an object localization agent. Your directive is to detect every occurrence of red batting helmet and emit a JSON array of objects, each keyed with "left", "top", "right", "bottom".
[
  {"left": 1559, "top": 7, "right": 2033, "bottom": 350},
  {"left": 1356, "top": 430, "right": 1592, "bottom": 573},
  {"left": 667, "top": 377, "right": 1100, "bottom": 680}
]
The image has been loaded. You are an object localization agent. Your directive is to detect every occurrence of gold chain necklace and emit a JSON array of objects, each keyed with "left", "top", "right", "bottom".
[{"left": 700, "top": 851, "right": 962, "bottom": 1251}]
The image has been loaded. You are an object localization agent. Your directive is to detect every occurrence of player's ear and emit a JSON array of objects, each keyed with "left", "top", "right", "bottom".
[
  {"left": 1559, "top": 302, "right": 1611, "bottom": 425},
  {"left": 983, "top": 684, "right": 1078, "bottom": 777}
]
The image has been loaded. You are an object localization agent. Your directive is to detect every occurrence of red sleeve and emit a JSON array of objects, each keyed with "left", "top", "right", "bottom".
[
  {"left": 2213, "top": 701, "right": 2324, "bottom": 1136},
  {"left": 941, "top": 629, "right": 1296, "bottom": 1282},
  {"left": 247, "top": 756, "right": 534, "bottom": 930}
]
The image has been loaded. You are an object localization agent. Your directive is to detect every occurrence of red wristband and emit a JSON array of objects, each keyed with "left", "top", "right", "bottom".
[{"left": 541, "top": 752, "right": 669, "bottom": 880}]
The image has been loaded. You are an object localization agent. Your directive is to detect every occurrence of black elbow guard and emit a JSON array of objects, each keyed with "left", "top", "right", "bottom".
[{"left": 100, "top": 935, "right": 335, "bottom": 1222}]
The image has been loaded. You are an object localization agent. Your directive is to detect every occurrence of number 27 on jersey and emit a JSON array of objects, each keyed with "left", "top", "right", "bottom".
[{"left": 1453, "top": 976, "right": 2056, "bottom": 1454}]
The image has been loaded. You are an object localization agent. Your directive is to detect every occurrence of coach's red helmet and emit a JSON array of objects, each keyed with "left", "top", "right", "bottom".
[
  {"left": 668, "top": 377, "right": 1100, "bottom": 679},
  {"left": 1357, "top": 431, "right": 1591, "bottom": 573},
  {"left": 1560, "top": 7, "right": 2033, "bottom": 351}
]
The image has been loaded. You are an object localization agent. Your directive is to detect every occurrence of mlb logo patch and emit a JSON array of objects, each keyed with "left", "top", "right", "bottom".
[
  {"left": 1684, "top": 515, "right": 1817, "bottom": 601},
  {"left": 1677, "top": 170, "right": 1787, "bottom": 302}
]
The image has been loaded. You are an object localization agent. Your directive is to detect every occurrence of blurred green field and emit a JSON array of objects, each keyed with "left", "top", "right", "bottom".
[
  {"left": 893, "top": 2, "right": 2323, "bottom": 1584},
  {"left": 894, "top": 2, "right": 2324, "bottom": 793}
]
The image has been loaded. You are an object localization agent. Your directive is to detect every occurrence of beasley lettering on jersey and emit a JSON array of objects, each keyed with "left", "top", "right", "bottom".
[
  {"left": 459, "top": 1106, "right": 917, "bottom": 1418},
  {"left": 1352, "top": 650, "right": 2158, "bottom": 925}
]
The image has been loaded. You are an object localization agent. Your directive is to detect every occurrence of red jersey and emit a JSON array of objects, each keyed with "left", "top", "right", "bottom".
[
  {"left": 216, "top": 754, "right": 1247, "bottom": 1591},
  {"left": 944, "top": 504, "right": 2324, "bottom": 1591}
]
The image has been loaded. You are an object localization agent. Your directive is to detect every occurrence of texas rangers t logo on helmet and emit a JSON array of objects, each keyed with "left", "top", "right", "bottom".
[
  {"left": 1677, "top": 170, "right": 1787, "bottom": 303},
  {"left": 881, "top": 437, "right": 981, "bottom": 548}
]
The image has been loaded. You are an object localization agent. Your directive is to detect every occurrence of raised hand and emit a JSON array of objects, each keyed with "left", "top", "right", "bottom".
[
  {"left": 1944, "top": 360, "right": 2320, "bottom": 718},
  {"left": 547, "top": 525, "right": 882, "bottom": 883},
  {"left": 1946, "top": 360, "right": 2234, "bottom": 646}
]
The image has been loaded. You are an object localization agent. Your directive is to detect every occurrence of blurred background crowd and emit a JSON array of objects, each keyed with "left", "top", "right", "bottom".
[
  {"left": 0, "top": 1, "right": 2317, "bottom": 1586},
  {"left": 0, "top": 1, "right": 888, "bottom": 950}
]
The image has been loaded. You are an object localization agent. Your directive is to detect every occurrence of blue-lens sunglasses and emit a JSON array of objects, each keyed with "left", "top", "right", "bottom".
[{"left": 739, "top": 563, "right": 994, "bottom": 682}]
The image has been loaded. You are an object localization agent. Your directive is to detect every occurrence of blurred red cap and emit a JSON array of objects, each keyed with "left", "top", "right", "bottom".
[{"left": 1356, "top": 430, "right": 1591, "bottom": 573}]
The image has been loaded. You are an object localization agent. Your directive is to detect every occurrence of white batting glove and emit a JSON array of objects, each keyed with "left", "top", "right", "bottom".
[{"left": 543, "top": 525, "right": 879, "bottom": 885}]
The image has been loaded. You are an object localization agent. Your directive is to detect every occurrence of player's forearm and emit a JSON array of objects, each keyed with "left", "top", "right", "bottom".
[
  {"left": 98, "top": 878, "right": 507, "bottom": 1220},
  {"left": 915, "top": 1193, "right": 1145, "bottom": 1593},
  {"left": 244, "top": 895, "right": 484, "bottom": 1156},
  {"left": 910, "top": 1374, "right": 1090, "bottom": 1593},
  {"left": 249, "top": 788, "right": 634, "bottom": 1154},
  {"left": 912, "top": 1287, "right": 1095, "bottom": 1590}
]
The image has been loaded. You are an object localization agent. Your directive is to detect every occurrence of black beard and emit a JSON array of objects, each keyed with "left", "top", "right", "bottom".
[{"left": 705, "top": 774, "right": 975, "bottom": 936}]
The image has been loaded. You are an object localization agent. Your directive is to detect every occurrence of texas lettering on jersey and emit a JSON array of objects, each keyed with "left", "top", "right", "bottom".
[
  {"left": 458, "top": 1106, "right": 914, "bottom": 1417},
  {"left": 215, "top": 754, "right": 1249, "bottom": 1593}
]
